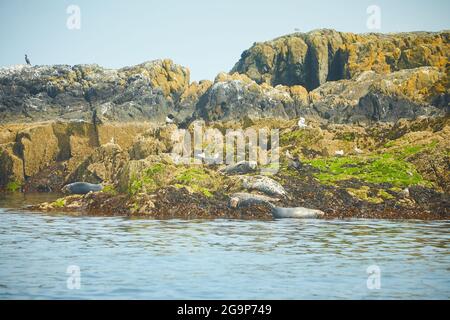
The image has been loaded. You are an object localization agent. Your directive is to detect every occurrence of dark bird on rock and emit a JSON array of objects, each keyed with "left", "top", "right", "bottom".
[{"left": 25, "top": 54, "right": 31, "bottom": 66}]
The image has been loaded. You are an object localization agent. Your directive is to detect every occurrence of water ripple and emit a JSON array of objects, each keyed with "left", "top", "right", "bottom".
[{"left": 0, "top": 197, "right": 449, "bottom": 299}]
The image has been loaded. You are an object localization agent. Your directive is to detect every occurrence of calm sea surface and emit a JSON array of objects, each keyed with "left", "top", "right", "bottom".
[{"left": 0, "top": 193, "right": 449, "bottom": 299}]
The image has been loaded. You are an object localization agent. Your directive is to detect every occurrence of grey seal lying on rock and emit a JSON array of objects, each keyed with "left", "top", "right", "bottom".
[
  {"left": 221, "top": 161, "right": 257, "bottom": 175},
  {"left": 240, "top": 175, "right": 287, "bottom": 198},
  {"left": 229, "top": 192, "right": 279, "bottom": 208},
  {"left": 229, "top": 193, "right": 324, "bottom": 219},
  {"left": 271, "top": 207, "right": 324, "bottom": 219},
  {"left": 61, "top": 182, "right": 103, "bottom": 195}
]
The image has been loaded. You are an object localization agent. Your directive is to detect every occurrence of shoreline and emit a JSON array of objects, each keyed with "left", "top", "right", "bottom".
[
  {"left": 18, "top": 182, "right": 449, "bottom": 220},
  {"left": 1, "top": 116, "right": 449, "bottom": 221}
]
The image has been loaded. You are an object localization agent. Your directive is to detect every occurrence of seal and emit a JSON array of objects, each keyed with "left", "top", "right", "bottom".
[
  {"left": 271, "top": 207, "right": 324, "bottom": 219},
  {"left": 229, "top": 192, "right": 279, "bottom": 208},
  {"left": 221, "top": 161, "right": 257, "bottom": 175},
  {"left": 240, "top": 175, "right": 287, "bottom": 198},
  {"left": 61, "top": 182, "right": 103, "bottom": 195}
]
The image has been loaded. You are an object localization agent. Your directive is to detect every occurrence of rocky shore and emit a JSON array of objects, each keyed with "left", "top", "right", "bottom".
[
  {"left": 8, "top": 116, "right": 447, "bottom": 220},
  {"left": 1, "top": 29, "right": 449, "bottom": 219}
]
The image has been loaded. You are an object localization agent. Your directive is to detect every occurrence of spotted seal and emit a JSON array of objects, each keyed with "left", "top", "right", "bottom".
[
  {"left": 229, "top": 192, "right": 279, "bottom": 208},
  {"left": 221, "top": 161, "right": 257, "bottom": 175},
  {"left": 271, "top": 207, "right": 324, "bottom": 219},
  {"left": 240, "top": 175, "right": 287, "bottom": 198}
]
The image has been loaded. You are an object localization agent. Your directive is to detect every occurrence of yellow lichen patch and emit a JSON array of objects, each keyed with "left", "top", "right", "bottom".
[
  {"left": 179, "top": 80, "right": 213, "bottom": 103},
  {"left": 378, "top": 189, "right": 395, "bottom": 200},
  {"left": 121, "top": 60, "right": 190, "bottom": 97},
  {"left": 374, "top": 67, "right": 445, "bottom": 102},
  {"left": 233, "top": 29, "right": 449, "bottom": 90},
  {"left": 214, "top": 72, "right": 253, "bottom": 84},
  {"left": 346, "top": 186, "right": 384, "bottom": 204},
  {"left": 289, "top": 85, "right": 309, "bottom": 104}
]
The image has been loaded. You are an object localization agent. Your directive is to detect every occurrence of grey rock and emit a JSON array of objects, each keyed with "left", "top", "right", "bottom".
[{"left": 0, "top": 60, "right": 191, "bottom": 124}]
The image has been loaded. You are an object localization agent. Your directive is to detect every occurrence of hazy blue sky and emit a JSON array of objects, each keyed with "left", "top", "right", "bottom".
[{"left": 1, "top": 0, "right": 449, "bottom": 81}]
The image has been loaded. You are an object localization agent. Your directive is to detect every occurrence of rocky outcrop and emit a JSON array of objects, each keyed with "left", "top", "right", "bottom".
[
  {"left": 194, "top": 68, "right": 447, "bottom": 123},
  {"left": 0, "top": 143, "right": 24, "bottom": 187},
  {"left": 15, "top": 124, "right": 61, "bottom": 177},
  {"left": 0, "top": 121, "right": 150, "bottom": 189},
  {"left": 309, "top": 67, "right": 448, "bottom": 122},
  {"left": 194, "top": 72, "right": 310, "bottom": 121},
  {"left": 0, "top": 59, "right": 191, "bottom": 124},
  {"left": 66, "top": 143, "right": 129, "bottom": 185},
  {"left": 232, "top": 29, "right": 449, "bottom": 91},
  {"left": 26, "top": 115, "right": 450, "bottom": 219},
  {"left": 1, "top": 30, "right": 448, "bottom": 125}
]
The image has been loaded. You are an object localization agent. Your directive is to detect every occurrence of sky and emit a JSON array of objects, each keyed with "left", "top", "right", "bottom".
[{"left": 0, "top": 0, "right": 449, "bottom": 81}]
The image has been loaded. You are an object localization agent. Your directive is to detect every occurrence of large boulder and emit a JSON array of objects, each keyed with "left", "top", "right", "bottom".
[
  {"left": 128, "top": 134, "right": 167, "bottom": 160},
  {"left": 194, "top": 72, "right": 310, "bottom": 122},
  {"left": 0, "top": 143, "right": 24, "bottom": 186},
  {"left": 309, "top": 67, "right": 448, "bottom": 123},
  {"left": 232, "top": 29, "right": 449, "bottom": 91},
  {"left": 97, "top": 123, "right": 153, "bottom": 149},
  {"left": 15, "top": 124, "right": 60, "bottom": 177},
  {"left": 66, "top": 143, "right": 129, "bottom": 185},
  {"left": 0, "top": 60, "right": 191, "bottom": 124},
  {"left": 116, "top": 155, "right": 175, "bottom": 193}
]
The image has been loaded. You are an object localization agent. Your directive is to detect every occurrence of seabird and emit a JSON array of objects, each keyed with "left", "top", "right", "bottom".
[
  {"left": 25, "top": 54, "right": 31, "bottom": 66},
  {"left": 165, "top": 114, "right": 175, "bottom": 124},
  {"left": 298, "top": 117, "right": 307, "bottom": 129},
  {"left": 400, "top": 188, "right": 410, "bottom": 197}
]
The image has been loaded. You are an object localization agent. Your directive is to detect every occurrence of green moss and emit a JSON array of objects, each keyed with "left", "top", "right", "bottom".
[
  {"left": 346, "top": 186, "right": 384, "bottom": 204},
  {"left": 128, "top": 164, "right": 220, "bottom": 198},
  {"left": 335, "top": 132, "right": 357, "bottom": 142},
  {"left": 52, "top": 198, "right": 66, "bottom": 208},
  {"left": 6, "top": 181, "right": 21, "bottom": 192},
  {"left": 128, "top": 163, "right": 169, "bottom": 195},
  {"left": 145, "top": 163, "right": 165, "bottom": 177},
  {"left": 201, "top": 189, "right": 213, "bottom": 198},
  {"left": 102, "top": 185, "right": 117, "bottom": 195},
  {"left": 305, "top": 153, "right": 431, "bottom": 188},
  {"left": 385, "top": 140, "right": 440, "bottom": 159},
  {"left": 281, "top": 129, "right": 322, "bottom": 152},
  {"left": 176, "top": 167, "right": 209, "bottom": 184},
  {"left": 175, "top": 167, "right": 215, "bottom": 198},
  {"left": 129, "top": 178, "right": 143, "bottom": 196},
  {"left": 384, "top": 141, "right": 396, "bottom": 148},
  {"left": 378, "top": 189, "right": 395, "bottom": 200},
  {"left": 175, "top": 183, "right": 213, "bottom": 198},
  {"left": 280, "top": 129, "right": 321, "bottom": 146}
]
